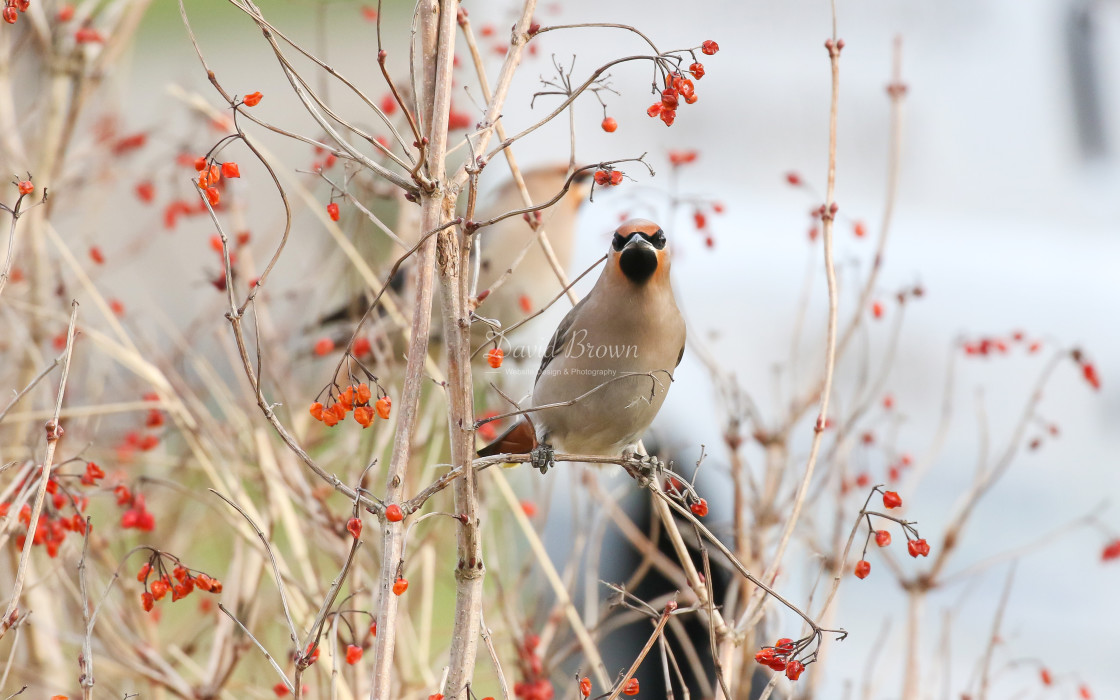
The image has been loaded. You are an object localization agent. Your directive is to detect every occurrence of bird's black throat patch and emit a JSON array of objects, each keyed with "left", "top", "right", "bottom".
[{"left": 619, "top": 246, "right": 658, "bottom": 283}]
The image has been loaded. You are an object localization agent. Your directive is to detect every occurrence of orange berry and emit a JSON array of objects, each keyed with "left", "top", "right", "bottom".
[
  {"left": 89, "top": 246, "right": 105, "bottom": 264},
  {"left": 690, "top": 498, "right": 709, "bottom": 517},
  {"left": 356, "top": 383, "right": 372, "bottom": 404},
  {"left": 309, "top": 402, "right": 325, "bottom": 420},
  {"left": 194, "top": 157, "right": 207, "bottom": 171},
  {"left": 579, "top": 677, "right": 591, "bottom": 697},
  {"left": 339, "top": 386, "right": 355, "bottom": 409},
  {"left": 17, "top": 180, "right": 33, "bottom": 195},
  {"left": 313, "top": 337, "right": 335, "bottom": 356},
  {"left": 353, "top": 405, "right": 374, "bottom": 428},
  {"left": 392, "top": 577, "right": 408, "bottom": 595},
  {"left": 601, "top": 116, "right": 617, "bottom": 132},
  {"left": 375, "top": 396, "right": 391, "bottom": 419},
  {"left": 206, "top": 187, "right": 220, "bottom": 207},
  {"left": 243, "top": 91, "right": 263, "bottom": 107},
  {"left": 854, "top": 220, "right": 867, "bottom": 237},
  {"left": 487, "top": 347, "right": 504, "bottom": 368},
  {"left": 622, "top": 678, "right": 639, "bottom": 695},
  {"left": 221, "top": 162, "right": 241, "bottom": 178}
]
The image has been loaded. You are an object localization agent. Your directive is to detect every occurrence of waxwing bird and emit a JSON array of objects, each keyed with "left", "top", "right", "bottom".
[
  {"left": 472, "top": 164, "right": 590, "bottom": 343},
  {"left": 478, "top": 219, "right": 686, "bottom": 472}
]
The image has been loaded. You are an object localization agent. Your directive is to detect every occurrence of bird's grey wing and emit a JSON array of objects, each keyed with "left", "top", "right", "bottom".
[{"left": 535, "top": 297, "right": 588, "bottom": 385}]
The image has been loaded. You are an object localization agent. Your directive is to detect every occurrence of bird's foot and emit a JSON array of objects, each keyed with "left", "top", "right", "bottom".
[{"left": 530, "top": 444, "right": 555, "bottom": 475}]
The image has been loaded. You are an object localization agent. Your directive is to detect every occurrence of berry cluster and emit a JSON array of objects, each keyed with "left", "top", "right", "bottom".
[
  {"left": 593, "top": 169, "right": 624, "bottom": 187},
  {"left": 2, "top": 0, "right": 30, "bottom": 25},
  {"left": 853, "top": 488, "right": 930, "bottom": 581},
  {"left": 0, "top": 459, "right": 112, "bottom": 558},
  {"left": 643, "top": 41, "right": 717, "bottom": 127},
  {"left": 513, "top": 633, "right": 553, "bottom": 700},
  {"left": 194, "top": 156, "right": 240, "bottom": 208},
  {"left": 137, "top": 552, "right": 222, "bottom": 613},
  {"left": 309, "top": 382, "right": 391, "bottom": 428},
  {"left": 116, "top": 484, "right": 156, "bottom": 532},
  {"left": 962, "top": 332, "right": 1042, "bottom": 357},
  {"left": 754, "top": 637, "right": 806, "bottom": 681}
]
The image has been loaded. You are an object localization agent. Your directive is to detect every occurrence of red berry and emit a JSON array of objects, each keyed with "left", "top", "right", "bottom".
[
  {"left": 579, "top": 677, "right": 591, "bottom": 697},
  {"left": 194, "top": 157, "right": 207, "bottom": 171},
  {"left": 872, "top": 301, "right": 884, "bottom": 319},
  {"left": 785, "top": 660, "right": 805, "bottom": 681},
  {"left": 141, "top": 591, "right": 154, "bottom": 612},
  {"left": 327, "top": 202, "right": 340, "bottom": 221},
  {"left": 875, "top": 530, "right": 891, "bottom": 547},
  {"left": 345, "top": 644, "right": 362, "bottom": 664},
  {"left": 785, "top": 172, "right": 801, "bottom": 186},
  {"left": 243, "top": 91, "right": 263, "bottom": 107},
  {"left": 221, "top": 162, "right": 240, "bottom": 178},
  {"left": 882, "top": 491, "right": 902, "bottom": 509},
  {"left": 690, "top": 499, "right": 709, "bottom": 517},
  {"left": 135, "top": 181, "right": 155, "bottom": 202},
  {"left": 1082, "top": 362, "right": 1101, "bottom": 390},
  {"left": 384, "top": 504, "right": 403, "bottom": 522},
  {"left": 622, "top": 678, "right": 639, "bottom": 695},
  {"left": 601, "top": 116, "right": 617, "bottom": 132},
  {"left": 646, "top": 103, "right": 662, "bottom": 118},
  {"left": 521, "top": 500, "right": 537, "bottom": 517},
  {"left": 907, "top": 538, "right": 930, "bottom": 557},
  {"left": 1040, "top": 668, "right": 1052, "bottom": 686},
  {"left": 353, "top": 336, "right": 372, "bottom": 356},
  {"left": 392, "top": 577, "right": 408, "bottom": 595},
  {"left": 57, "top": 4, "right": 74, "bottom": 21},
  {"left": 594, "top": 170, "right": 611, "bottom": 186},
  {"left": 3, "top": 7, "right": 19, "bottom": 23},
  {"left": 689, "top": 62, "right": 705, "bottom": 79},
  {"left": 273, "top": 683, "right": 290, "bottom": 697},
  {"left": 346, "top": 517, "right": 362, "bottom": 539},
  {"left": 313, "top": 337, "right": 335, "bottom": 356},
  {"left": 854, "top": 560, "right": 871, "bottom": 579},
  {"left": 701, "top": 40, "right": 719, "bottom": 55},
  {"left": 89, "top": 246, "right": 105, "bottom": 264},
  {"left": 854, "top": 221, "right": 867, "bottom": 237},
  {"left": 660, "top": 108, "right": 676, "bottom": 126}
]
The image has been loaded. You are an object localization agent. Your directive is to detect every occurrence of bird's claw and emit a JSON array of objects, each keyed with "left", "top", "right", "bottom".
[{"left": 530, "top": 444, "right": 555, "bottom": 475}]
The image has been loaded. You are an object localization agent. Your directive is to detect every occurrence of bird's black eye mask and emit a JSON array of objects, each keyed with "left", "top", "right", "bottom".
[{"left": 611, "top": 229, "right": 667, "bottom": 251}]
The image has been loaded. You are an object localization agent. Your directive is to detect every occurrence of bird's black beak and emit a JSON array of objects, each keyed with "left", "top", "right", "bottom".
[{"left": 619, "top": 236, "right": 658, "bottom": 284}]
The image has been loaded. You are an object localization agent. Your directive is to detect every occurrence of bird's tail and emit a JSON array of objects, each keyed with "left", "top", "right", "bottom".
[{"left": 477, "top": 419, "right": 538, "bottom": 457}]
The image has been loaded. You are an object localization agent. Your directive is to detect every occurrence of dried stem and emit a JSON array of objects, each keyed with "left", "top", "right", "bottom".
[{"left": 0, "top": 300, "right": 78, "bottom": 640}]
